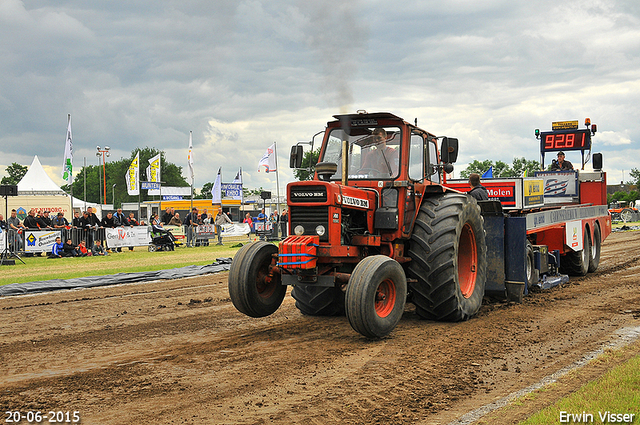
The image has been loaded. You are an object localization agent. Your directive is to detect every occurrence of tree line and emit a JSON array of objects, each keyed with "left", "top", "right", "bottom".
[{"left": 3, "top": 152, "right": 638, "bottom": 206}]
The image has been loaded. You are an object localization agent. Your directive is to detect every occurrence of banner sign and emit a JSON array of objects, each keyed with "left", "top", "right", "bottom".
[
  {"left": 163, "top": 195, "right": 183, "bottom": 200},
  {"left": 534, "top": 171, "right": 579, "bottom": 205},
  {"left": 523, "top": 179, "right": 544, "bottom": 207},
  {"left": 0, "top": 230, "right": 5, "bottom": 251},
  {"left": 142, "top": 181, "right": 161, "bottom": 190},
  {"left": 525, "top": 205, "right": 608, "bottom": 232},
  {"left": 254, "top": 222, "right": 273, "bottom": 233},
  {"left": 195, "top": 224, "right": 215, "bottom": 237},
  {"left": 24, "top": 230, "right": 60, "bottom": 253},
  {"left": 221, "top": 183, "right": 243, "bottom": 200},
  {"left": 105, "top": 227, "right": 151, "bottom": 248},
  {"left": 221, "top": 223, "right": 251, "bottom": 237}
]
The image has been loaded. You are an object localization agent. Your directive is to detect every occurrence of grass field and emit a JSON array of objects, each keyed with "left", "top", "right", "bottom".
[
  {"left": 518, "top": 345, "right": 640, "bottom": 424},
  {"left": 0, "top": 243, "right": 246, "bottom": 286}
]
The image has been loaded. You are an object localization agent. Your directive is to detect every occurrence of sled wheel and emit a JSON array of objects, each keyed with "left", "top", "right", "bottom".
[
  {"left": 345, "top": 255, "right": 407, "bottom": 338},
  {"left": 407, "top": 193, "right": 487, "bottom": 321},
  {"left": 560, "top": 229, "right": 590, "bottom": 276},
  {"left": 148, "top": 245, "right": 156, "bottom": 252},
  {"left": 621, "top": 208, "right": 633, "bottom": 222},
  {"left": 588, "top": 224, "right": 601, "bottom": 273},
  {"left": 228, "top": 241, "right": 285, "bottom": 317},
  {"left": 292, "top": 285, "right": 345, "bottom": 316}
]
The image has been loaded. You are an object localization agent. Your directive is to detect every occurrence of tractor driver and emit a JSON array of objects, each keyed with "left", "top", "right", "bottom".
[{"left": 359, "top": 128, "right": 399, "bottom": 176}]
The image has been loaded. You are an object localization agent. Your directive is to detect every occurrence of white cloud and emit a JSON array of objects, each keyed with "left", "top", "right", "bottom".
[{"left": 0, "top": 0, "right": 638, "bottom": 193}]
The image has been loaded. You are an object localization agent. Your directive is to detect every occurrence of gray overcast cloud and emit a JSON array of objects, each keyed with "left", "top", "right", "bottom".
[{"left": 1, "top": 0, "right": 639, "bottom": 191}]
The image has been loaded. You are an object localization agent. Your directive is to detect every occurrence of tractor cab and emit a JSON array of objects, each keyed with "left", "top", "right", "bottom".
[{"left": 287, "top": 112, "right": 459, "bottom": 247}]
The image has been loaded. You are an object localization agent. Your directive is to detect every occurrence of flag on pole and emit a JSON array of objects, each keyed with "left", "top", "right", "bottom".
[
  {"left": 482, "top": 166, "right": 493, "bottom": 178},
  {"left": 147, "top": 153, "right": 161, "bottom": 182},
  {"left": 233, "top": 167, "right": 243, "bottom": 203},
  {"left": 187, "top": 131, "right": 195, "bottom": 184},
  {"left": 125, "top": 153, "right": 140, "bottom": 195},
  {"left": 232, "top": 168, "right": 242, "bottom": 184},
  {"left": 212, "top": 167, "right": 222, "bottom": 204},
  {"left": 61, "top": 117, "right": 73, "bottom": 184},
  {"left": 257, "top": 143, "right": 277, "bottom": 172}
]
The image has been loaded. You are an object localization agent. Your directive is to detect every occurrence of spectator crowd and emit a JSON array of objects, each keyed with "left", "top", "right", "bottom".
[{"left": 0, "top": 206, "right": 290, "bottom": 258}]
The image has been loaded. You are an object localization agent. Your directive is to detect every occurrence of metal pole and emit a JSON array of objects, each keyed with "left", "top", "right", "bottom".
[
  {"left": 98, "top": 155, "right": 102, "bottom": 204},
  {"left": 68, "top": 114, "right": 74, "bottom": 214},
  {"left": 103, "top": 152, "right": 107, "bottom": 205},
  {"left": 83, "top": 157, "right": 86, "bottom": 206},
  {"left": 274, "top": 141, "right": 280, "bottom": 238}
]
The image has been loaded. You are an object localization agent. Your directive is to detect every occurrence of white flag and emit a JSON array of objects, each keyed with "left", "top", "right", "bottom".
[
  {"left": 125, "top": 153, "right": 140, "bottom": 196},
  {"left": 188, "top": 131, "right": 195, "bottom": 184},
  {"left": 146, "top": 153, "right": 161, "bottom": 183},
  {"left": 232, "top": 168, "right": 242, "bottom": 184},
  {"left": 258, "top": 143, "right": 276, "bottom": 172},
  {"left": 212, "top": 167, "right": 222, "bottom": 204},
  {"left": 61, "top": 116, "right": 73, "bottom": 184},
  {"left": 232, "top": 167, "right": 243, "bottom": 203}
]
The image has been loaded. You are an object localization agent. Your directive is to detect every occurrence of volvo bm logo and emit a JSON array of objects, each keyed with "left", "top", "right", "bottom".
[{"left": 293, "top": 192, "right": 324, "bottom": 197}]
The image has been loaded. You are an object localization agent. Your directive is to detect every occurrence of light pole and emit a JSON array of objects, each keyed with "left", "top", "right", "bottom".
[
  {"left": 96, "top": 146, "right": 110, "bottom": 204},
  {"left": 112, "top": 183, "right": 116, "bottom": 207}
]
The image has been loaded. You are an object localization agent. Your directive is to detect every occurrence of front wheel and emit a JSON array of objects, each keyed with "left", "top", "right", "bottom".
[
  {"left": 345, "top": 256, "right": 407, "bottom": 338},
  {"left": 228, "top": 241, "right": 285, "bottom": 317}
]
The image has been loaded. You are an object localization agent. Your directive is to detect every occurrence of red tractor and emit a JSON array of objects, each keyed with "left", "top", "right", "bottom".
[{"left": 229, "top": 112, "right": 486, "bottom": 338}]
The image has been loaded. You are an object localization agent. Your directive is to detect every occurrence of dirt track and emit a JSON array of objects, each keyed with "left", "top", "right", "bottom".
[{"left": 1, "top": 231, "right": 639, "bottom": 425}]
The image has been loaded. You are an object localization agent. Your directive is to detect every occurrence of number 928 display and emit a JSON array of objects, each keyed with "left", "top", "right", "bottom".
[{"left": 540, "top": 129, "right": 591, "bottom": 152}]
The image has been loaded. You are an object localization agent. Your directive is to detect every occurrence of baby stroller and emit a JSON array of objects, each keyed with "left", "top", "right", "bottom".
[{"left": 148, "top": 227, "right": 178, "bottom": 252}]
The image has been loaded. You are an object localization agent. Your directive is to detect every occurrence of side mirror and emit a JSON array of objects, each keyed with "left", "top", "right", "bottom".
[
  {"left": 290, "top": 145, "right": 304, "bottom": 168},
  {"left": 440, "top": 137, "right": 459, "bottom": 164},
  {"left": 592, "top": 153, "right": 603, "bottom": 171}
]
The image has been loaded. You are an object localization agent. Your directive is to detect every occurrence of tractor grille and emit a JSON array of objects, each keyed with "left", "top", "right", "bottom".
[
  {"left": 289, "top": 206, "right": 329, "bottom": 242},
  {"left": 289, "top": 185, "right": 327, "bottom": 203}
]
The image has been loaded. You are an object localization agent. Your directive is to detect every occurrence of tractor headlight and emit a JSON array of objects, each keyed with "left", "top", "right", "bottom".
[
  {"left": 294, "top": 225, "right": 305, "bottom": 236},
  {"left": 315, "top": 225, "right": 326, "bottom": 236}
]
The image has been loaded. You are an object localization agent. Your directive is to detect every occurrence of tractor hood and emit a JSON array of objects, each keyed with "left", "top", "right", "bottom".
[{"left": 288, "top": 180, "right": 377, "bottom": 211}]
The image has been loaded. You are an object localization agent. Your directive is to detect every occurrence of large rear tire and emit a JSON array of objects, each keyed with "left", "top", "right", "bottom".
[
  {"left": 228, "top": 241, "right": 285, "bottom": 317},
  {"left": 345, "top": 255, "right": 407, "bottom": 338},
  {"left": 292, "top": 285, "right": 345, "bottom": 316},
  {"left": 407, "top": 193, "right": 487, "bottom": 321},
  {"left": 560, "top": 229, "right": 590, "bottom": 276},
  {"left": 588, "top": 224, "right": 601, "bottom": 273}
]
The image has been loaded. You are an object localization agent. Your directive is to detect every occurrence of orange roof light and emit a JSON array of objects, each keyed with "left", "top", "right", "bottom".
[{"left": 585, "top": 118, "right": 591, "bottom": 126}]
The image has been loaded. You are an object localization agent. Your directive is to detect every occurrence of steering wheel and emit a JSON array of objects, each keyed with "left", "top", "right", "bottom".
[{"left": 356, "top": 168, "right": 381, "bottom": 177}]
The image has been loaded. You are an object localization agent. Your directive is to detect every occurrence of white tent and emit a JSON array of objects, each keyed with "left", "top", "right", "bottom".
[
  {"left": 1, "top": 156, "right": 102, "bottom": 220},
  {"left": 17, "top": 156, "right": 67, "bottom": 194},
  {"left": 0, "top": 156, "right": 71, "bottom": 220}
]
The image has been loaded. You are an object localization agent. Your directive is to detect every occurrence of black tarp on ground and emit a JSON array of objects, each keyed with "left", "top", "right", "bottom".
[{"left": 0, "top": 258, "right": 232, "bottom": 297}]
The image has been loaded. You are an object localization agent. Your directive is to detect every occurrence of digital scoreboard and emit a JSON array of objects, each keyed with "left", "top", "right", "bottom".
[{"left": 539, "top": 129, "right": 592, "bottom": 153}]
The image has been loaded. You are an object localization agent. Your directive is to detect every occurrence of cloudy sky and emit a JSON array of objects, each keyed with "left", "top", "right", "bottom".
[{"left": 1, "top": 0, "right": 639, "bottom": 194}]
